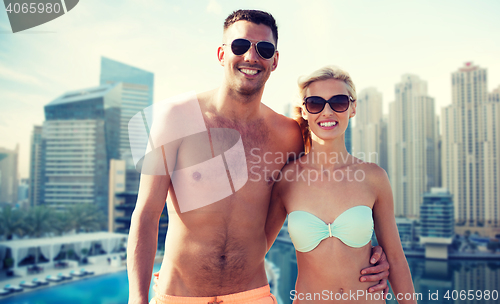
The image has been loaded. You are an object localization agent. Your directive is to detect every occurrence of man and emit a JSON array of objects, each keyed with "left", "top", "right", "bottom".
[{"left": 127, "top": 10, "right": 389, "bottom": 304}]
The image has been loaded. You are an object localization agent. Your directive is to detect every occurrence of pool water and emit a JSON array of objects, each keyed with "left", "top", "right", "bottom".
[{"left": 0, "top": 264, "right": 161, "bottom": 304}]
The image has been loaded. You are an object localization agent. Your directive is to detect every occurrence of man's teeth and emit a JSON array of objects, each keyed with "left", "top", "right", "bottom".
[
  {"left": 240, "top": 69, "right": 258, "bottom": 75},
  {"left": 320, "top": 121, "right": 337, "bottom": 127}
]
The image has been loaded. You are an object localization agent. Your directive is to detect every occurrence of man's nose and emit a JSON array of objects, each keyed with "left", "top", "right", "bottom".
[{"left": 243, "top": 43, "right": 259, "bottom": 62}]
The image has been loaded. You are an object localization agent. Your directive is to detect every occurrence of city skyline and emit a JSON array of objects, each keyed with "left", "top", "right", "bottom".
[
  {"left": 442, "top": 63, "right": 500, "bottom": 228},
  {"left": 1, "top": 0, "right": 500, "bottom": 178},
  {"left": 389, "top": 74, "right": 439, "bottom": 218}
]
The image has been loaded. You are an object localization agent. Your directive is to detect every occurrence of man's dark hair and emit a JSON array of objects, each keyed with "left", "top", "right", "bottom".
[{"left": 224, "top": 10, "right": 278, "bottom": 46}]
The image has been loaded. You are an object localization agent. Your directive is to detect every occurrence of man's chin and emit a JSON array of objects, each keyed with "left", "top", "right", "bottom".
[{"left": 234, "top": 83, "right": 265, "bottom": 97}]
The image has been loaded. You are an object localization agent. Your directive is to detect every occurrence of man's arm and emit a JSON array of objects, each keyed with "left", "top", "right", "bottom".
[
  {"left": 127, "top": 173, "right": 170, "bottom": 304},
  {"left": 265, "top": 177, "right": 287, "bottom": 251},
  {"left": 127, "top": 138, "right": 181, "bottom": 304},
  {"left": 265, "top": 116, "right": 303, "bottom": 251},
  {"left": 360, "top": 245, "right": 390, "bottom": 295}
]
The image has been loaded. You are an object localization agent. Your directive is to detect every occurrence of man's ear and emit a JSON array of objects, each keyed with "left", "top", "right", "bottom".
[
  {"left": 271, "top": 50, "right": 279, "bottom": 71},
  {"left": 217, "top": 46, "right": 225, "bottom": 66}
]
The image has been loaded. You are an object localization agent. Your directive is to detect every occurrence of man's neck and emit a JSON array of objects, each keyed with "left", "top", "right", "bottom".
[{"left": 212, "top": 84, "right": 264, "bottom": 122}]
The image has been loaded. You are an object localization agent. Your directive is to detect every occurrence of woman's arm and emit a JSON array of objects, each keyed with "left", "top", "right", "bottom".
[{"left": 371, "top": 165, "right": 417, "bottom": 304}]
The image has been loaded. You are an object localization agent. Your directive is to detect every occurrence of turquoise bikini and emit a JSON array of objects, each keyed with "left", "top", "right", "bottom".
[{"left": 287, "top": 205, "right": 374, "bottom": 252}]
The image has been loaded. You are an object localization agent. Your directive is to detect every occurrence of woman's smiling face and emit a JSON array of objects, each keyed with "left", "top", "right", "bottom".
[{"left": 302, "top": 78, "right": 356, "bottom": 141}]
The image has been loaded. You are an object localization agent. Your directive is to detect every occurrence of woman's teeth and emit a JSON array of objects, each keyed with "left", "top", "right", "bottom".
[{"left": 319, "top": 121, "right": 337, "bottom": 127}]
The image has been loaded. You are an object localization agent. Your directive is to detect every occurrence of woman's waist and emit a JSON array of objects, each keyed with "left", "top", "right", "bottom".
[
  {"left": 294, "top": 273, "right": 383, "bottom": 304},
  {"left": 295, "top": 243, "right": 373, "bottom": 287}
]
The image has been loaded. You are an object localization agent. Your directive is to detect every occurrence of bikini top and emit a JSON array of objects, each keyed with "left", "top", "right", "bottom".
[{"left": 287, "top": 205, "right": 374, "bottom": 252}]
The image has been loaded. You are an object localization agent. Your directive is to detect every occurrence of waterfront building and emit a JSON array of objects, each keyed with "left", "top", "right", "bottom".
[
  {"left": 0, "top": 145, "right": 19, "bottom": 205},
  {"left": 352, "top": 87, "right": 384, "bottom": 166},
  {"left": 442, "top": 62, "right": 500, "bottom": 229},
  {"left": 420, "top": 188, "right": 454, "bottom": 259},
  {"left": 99, "top": 57, "right": 154, "bottom": 162},
  {"left": 395, "top": 217, "right": 418, "bottom": 250},
  {"left": 112, "top": 191, "right": 168, "bottom": 250},
  {"left": 41, "top": 84, "right": 122, "bottom": 215},
  {"left": 388, "top": 74, "right": 438, "bottom": 218},
  {"left": 108, "top": 154, "right": 141, "bottom": 233},
  {"left": 108, "top": 159, "right": 126, "bottom": 233},
  {"left": 29, "top": 125, "right": 44, "bottom": 207},
  {"left": 109, "top": 153, "right": 167, "bottom": 249}
]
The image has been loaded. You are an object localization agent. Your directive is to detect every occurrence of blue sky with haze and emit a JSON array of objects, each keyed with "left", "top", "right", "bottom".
[{"left": 1, "top": 0, "right": 499, "bottom": 178}]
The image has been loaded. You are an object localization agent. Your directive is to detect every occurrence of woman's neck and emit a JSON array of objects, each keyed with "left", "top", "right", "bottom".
[{"left": 307, "top": 134, "right": 351, "bottom": 169}]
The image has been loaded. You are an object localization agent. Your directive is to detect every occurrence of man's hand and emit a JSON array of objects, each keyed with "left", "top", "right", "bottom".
[{"left": 360, "top": 245, "right": 390, "bottom": 297}]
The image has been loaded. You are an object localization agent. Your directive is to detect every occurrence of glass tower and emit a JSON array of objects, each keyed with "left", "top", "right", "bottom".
[
  {"left": 29, "top": 125, "right": 44, "bottom": 207},
  {"left": 99, "top": 57, "right": 154, "bottom": 160}
]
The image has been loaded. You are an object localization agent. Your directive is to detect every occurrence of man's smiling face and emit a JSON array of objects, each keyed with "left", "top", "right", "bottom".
[{"left": 218, "top": 20, "right": 279, "bottom": 97}]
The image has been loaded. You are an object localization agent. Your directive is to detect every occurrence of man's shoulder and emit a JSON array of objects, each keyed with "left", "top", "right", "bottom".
[
  {"left": 262, "top": 106, "right": 300, "bottom": 135},
  {"left": 196, "top": 89, "right": 216, "bottom": 105},
  {"left": 262, "top": 106, "right": 303, "bottom": 152}
]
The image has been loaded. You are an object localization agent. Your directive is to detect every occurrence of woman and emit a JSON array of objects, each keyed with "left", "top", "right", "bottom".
[{"left": 266, "top": 66, "right": 416, "bottom": 303}]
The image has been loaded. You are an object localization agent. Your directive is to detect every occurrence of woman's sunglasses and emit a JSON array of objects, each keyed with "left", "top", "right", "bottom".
[
  {"left": 223, "top": 38, "right": 276, "bottom": 60},
  {"left": 303, "top": 95, "right": 353, "bottom": 114}
]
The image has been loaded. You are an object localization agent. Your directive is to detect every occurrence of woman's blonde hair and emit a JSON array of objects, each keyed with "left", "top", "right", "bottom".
[{"left": 294, "top": 65, "right": 357, "bottom": 153}]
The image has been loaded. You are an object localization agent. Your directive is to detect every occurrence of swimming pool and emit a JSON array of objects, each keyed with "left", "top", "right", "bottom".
[{"left": 0, "top": 264, "right": 161, "bottom": 304}]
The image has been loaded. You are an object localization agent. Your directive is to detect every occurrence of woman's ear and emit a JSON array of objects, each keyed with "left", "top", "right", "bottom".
[
  {"left": 349, "top": 100, "right": 357, "bottom": 118},
  {"left": 301, "top": 107, "right": 308, "bottom": 121}
]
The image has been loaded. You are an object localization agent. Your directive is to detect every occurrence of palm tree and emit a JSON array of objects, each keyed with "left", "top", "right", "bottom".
[
  {"left": 0, "top": 205, "right": 26, "bottom": 240},
  {"left": 68, "top": 204, "right": 106, "bottom": 233},
  {"left": 25, "top": 206, "right": 53, "bottom": 238},
  {"left": 52, "top": 210, "right": 73, "bottom": 236}
]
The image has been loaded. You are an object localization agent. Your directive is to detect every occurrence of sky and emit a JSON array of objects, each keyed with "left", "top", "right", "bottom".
[{"left": 1, "top": 0, "right": 500, "bottom": 178}]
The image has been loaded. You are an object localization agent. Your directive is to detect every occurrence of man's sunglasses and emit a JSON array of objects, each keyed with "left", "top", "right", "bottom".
[
  {"left": 223, "top": 38, "right": 276, "bottom": 60},
  {"left": 303, "top": 95, "right": 353, "bottom": 114}
]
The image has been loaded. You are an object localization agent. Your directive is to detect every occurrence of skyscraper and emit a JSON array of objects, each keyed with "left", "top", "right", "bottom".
[
  {"left": 41, "top": 84, "right": 122, "bottom": 214},
  {"left": 442, "top": 62, "right": 500, "bottom": 228},
  {"left": 490, "top": 85, "right": 500, "bottom": 102},
  {"left": 29, "top": 125, "right": 44, "bottom": 207},
  {"left": 379, "top": 116, "right": 389, "bottom": 174},
  {"left": 388, "top": 74, "right": 438, "bottom": 218},
  {"left": 0, "top": 145, "right": 19, "bottom": 205},
  {"left": 99, "top": 57, "right": 154, "bottom": 160},
  {"left": 352, "top": 87, "right": 384, "bottom": 166}
]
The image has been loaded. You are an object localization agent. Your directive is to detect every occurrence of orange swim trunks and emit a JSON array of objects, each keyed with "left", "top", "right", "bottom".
[{"left": 149, "top": 273, "right": 276, "bottom": 304}]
